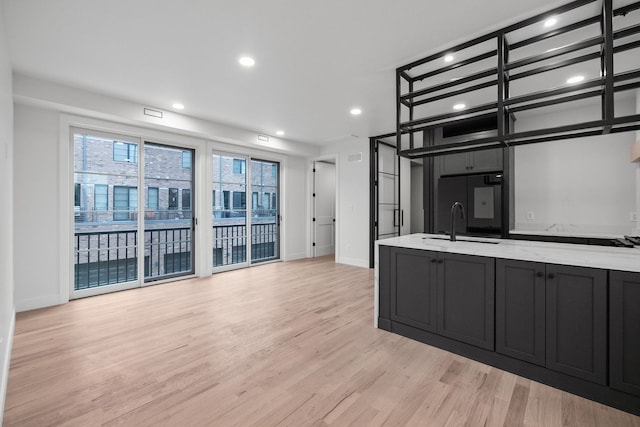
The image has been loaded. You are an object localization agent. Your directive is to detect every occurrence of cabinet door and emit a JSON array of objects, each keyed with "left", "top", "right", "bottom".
[
  {"left": 437, "top": 253, "right": 495, "bottom": 350},
  {"left": 495, "top": 259, "right": 545, "bottom": 366},
  {"left": 440, "top": 153, "right": 469, "bottom": 176},
  {"left": 546, "top": 265, "right": 607, "bottom": 385},
  {"left": 610, "top": 271, "right": 640, "bottom": 397},
  {"left": 469, "top": 148, "right": 502, "bottom": 173},
  {"left": 390, "top": 248, "right": 438, "bottom": 332}
]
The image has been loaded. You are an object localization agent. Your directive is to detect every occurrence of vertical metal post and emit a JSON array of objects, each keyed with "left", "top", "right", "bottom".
[
  {"left": 499, "top": 32, "right": 511, "bottom": 239},
  {"left": 602, "top": 0, "right": 614, "bottom": 133},
  {"left": 369, "top": 137, "right": 377, "bottom": 268},
  {"left": 497, "top": 33, "right": 506, "bottom": 142},
  {"left": 396, "top": 70, "right": 402, "bottom": 155},
  {"left": 409, "top": 81, "right": 414, "bottom": 150}
]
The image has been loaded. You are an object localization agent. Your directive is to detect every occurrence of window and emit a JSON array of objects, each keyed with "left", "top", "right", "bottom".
[
  {"left": 272, "top": 164, "right": 277, "bottom": 178},
  {"left": 212, "top": 190, "right": 216, "bottom": 208},
  {"left": 168, "top": 188, "right": 178, "bottom": 209},
  {"left": 113, "top": 186, "right": 137, "bottom": 220},
  {"left": 223, "top": 191, "right": 230, "bottom": 210},
  {"left": 113, "top": 142, "right": 138, "bottom": 163},
  {"left": 147, "top": 187, "right": 159, "bottom": 211},
  {"left": 252, "top": 192, "right": 258, "bottom": 209},
  {"left": 74, "top": 183, "right": 81, "bottom": 207},
  {"left": 233, "top": 191, "right": 246, "bottom": 209},
  {"left": 182, "top": 151, "right": 191, "bottom": 169},
  {"left": 271, "top": 193, "right": 277, "bottom": 210},
  {"left": 233, "top": 159, "right": 246, "bottom": 174},
  {"left": 182, "top": 189, "right": 191, "bottom": 210},
  {"left": 94, "top": 184, "right": 108, "bottom": 211},
  {"left": 262, "top": 193, "right": 270, "bottom": 210}
]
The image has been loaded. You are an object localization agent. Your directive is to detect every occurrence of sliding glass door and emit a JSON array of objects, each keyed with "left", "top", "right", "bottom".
[
  {"left": 72, "top": 128, "right": 195, "bottom": 298},
  {"left": 212, "top": 153, "right": 280, "bottom": 271},
  {"left": 250, "top": 159, "right": 279, "bottom": 263},
  {"left": 144, "top": 143, "right": 195, "bottom": 281},
  {"left": 212, "top": 153, "right": 249, "bottom": 268}
]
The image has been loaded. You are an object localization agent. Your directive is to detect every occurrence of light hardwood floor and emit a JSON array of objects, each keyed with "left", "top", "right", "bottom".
[{"left": 4, "top": 256, "right": 640, "bottom": 426}]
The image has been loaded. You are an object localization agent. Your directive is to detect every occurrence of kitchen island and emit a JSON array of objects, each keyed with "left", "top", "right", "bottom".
[{"left": 375, "top": 234, "right": 640, "bottom": 416}]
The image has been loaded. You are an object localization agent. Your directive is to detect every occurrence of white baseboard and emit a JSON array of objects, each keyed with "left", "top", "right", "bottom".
[
  {"left": 0, "top": 309, "right": 15, "bottom": 426},
  {"left": 15, "top": 294, "right": 60, "bottom": 312},
  {"left": 283, "top": 252, "right": 307, "bottom": 261},
  {"left": 337, "top": 257, "right": 369, "bottom": 269}
]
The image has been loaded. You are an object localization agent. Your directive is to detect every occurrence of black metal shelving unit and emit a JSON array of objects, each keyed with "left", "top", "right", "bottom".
[{"left": 395, "top": 0, "right": 640, "bottom": 158}]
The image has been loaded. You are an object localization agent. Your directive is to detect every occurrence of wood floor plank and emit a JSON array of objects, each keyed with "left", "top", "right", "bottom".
[{"left": 4, "top": 256, "right": 640, "bottom": 426}]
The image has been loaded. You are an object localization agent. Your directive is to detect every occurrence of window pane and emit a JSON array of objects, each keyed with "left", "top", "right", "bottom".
[
  {"left": 74, "top": 183, "right": 81, "bottom": 207},
  {"left": 144, "top": 143, "right": 194, "bottom": 281},
  {"left": 113, "top": 142, "right": 137, "bottom": 163},
  {"left": 182, "top": 189, "right": 191, "bottom": 210},
  {"left": 233, "top": 159, "right": 245, "bottom": 174},
  {"left": 74, "top": 130, "right": 139, "bottom": 290},
  {"left": 94, "top": 184, "right": 108, "bottom": 210},
  {"left": 147, "top": 187, "right": 159, "bottom": 211},
  {"left": 213, "top": 153, "right": 248, "bottom": 268},
  {"left": 182, "top": 151, "right": 191, "bottom": 168},
  {"left": 250, "top": 159, "right": 279, "bottom": 263},
  {"left": 168, "top": 188, "right": 178, "bottom": 209}
]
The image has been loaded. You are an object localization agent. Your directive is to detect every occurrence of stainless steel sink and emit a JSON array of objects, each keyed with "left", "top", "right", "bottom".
[{"left": 422, "top": 236, "right": 500, "bottom": 244}]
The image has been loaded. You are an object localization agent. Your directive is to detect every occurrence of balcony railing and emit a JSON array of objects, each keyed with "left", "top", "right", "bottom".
[{"left": 74, "top": 222, "right": 278, "bottom": 290}]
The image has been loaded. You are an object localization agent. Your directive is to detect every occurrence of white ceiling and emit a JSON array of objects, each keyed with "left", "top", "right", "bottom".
[{"left": 3, "top": 0, "right": 577, "bottom": 145}]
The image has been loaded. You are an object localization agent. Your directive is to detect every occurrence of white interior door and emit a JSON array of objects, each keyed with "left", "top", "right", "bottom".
[{"left": 313, "top": 161, "right": 336, "bottom": 256}]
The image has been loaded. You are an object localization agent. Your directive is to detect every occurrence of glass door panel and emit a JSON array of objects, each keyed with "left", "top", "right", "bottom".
[
  {"left": 73, "top": 130, "right": 139, "bottom": 291},
  {"left": 250, "top": 159, "right": 279, "bottom": 263},
  {"left": 144, "top": 143, "right": 195, "bottom": 281},
  {"left": 376, "top": 143, "right": 400, "bottom": 239},
  {"left": 212, "top": 153, "right": 248, "bottom": 268}
]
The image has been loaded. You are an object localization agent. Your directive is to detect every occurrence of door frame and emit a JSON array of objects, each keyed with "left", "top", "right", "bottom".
[
  {"left": 307, "top": 154, "right": 339, "bottom": 261},
  {"left": 61, "top": 116, "right": 205, "bottom": 302},
  {"left": 312, "top": 159, "right": 336, "bottom": 257},
  {"left": 209, "top": 147, "right": 285, "bottom": 273}
]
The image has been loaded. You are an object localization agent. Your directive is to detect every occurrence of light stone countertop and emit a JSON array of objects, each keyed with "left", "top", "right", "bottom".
[{"left": 377, "top": 233, "right": 640, "bottom": 273}]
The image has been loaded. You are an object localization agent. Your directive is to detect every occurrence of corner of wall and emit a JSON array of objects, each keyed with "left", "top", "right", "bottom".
[{"left": 0, "top": 308, "right": 16, "bottom": 426}]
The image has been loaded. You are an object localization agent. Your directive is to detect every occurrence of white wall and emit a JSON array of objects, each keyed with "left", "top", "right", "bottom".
[
  {"left": 283, "top": 155, "right": 309, "bottom": 261},
  {"left": 0, "top": 2, "right": 14, "bottom": 422},
  {"left": 513, "top": 96, "right": 637, "bottom": 236},
  {"left": 321, "top": 138, "right": 369, "bottom": 268},
  {"left": 13, "top": 105, "right": 61, "bottom": 310}
]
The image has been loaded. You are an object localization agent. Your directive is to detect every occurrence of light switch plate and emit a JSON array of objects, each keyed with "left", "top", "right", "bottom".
[{"left": 526, "top": 211, "right": 534, "bottom": 220}]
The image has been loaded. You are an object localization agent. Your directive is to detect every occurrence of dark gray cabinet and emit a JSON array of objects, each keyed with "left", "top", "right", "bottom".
[
  {"left": 546, "top": 264, "right": 607, "bottom": 385},
  {"left": 384, "top": 247, "right": 495, "bottom": 350},
  {"left": 440, "top": 149, "right": 502, "bottom": 175},
  {"left": 495, "top": 259, "right": 545, "bottom": 366},
  {"left": 389, "top": 247, "right": 438, "bottom": 332},
  {"left": 436, "top": 253, "right": 495, "bottom": 350},
  {"left": 610, "top": 271, "right": 640, "bottom": 397}
]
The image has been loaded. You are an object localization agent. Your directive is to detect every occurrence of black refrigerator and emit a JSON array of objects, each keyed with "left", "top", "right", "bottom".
[{"left": 437, "top": 173, "right": 502, "bottom": 236}]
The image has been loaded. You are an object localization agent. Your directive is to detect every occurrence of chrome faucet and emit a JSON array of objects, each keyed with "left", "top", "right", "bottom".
[{"left": 450, "top": 202, "right": 465, "bottom": 242}]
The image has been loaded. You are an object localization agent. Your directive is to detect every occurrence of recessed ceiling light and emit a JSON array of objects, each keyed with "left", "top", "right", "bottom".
[
  {"left": 276, "top": 130, "right": 285, "bottom": 136},
  {"left": 239, "top": 56, "right": 255, "bottom": 67},
  {"left": 350, "top": 108, "right": 362, "bottom": 116},
  {"left": 444, "top": 55, "right": 454, "bottom": 63},
  {"left": 566, "top": 75, "right": 585, "bottom": 84},
  {"left": 544, "top": 17, "right": 558, "bottom": 27},
  {"left": 172, "top": 103, "right": 185, "bottom": 110},
  {"left": 453, "top": 103, "right": 466, "bottom": 111}
]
